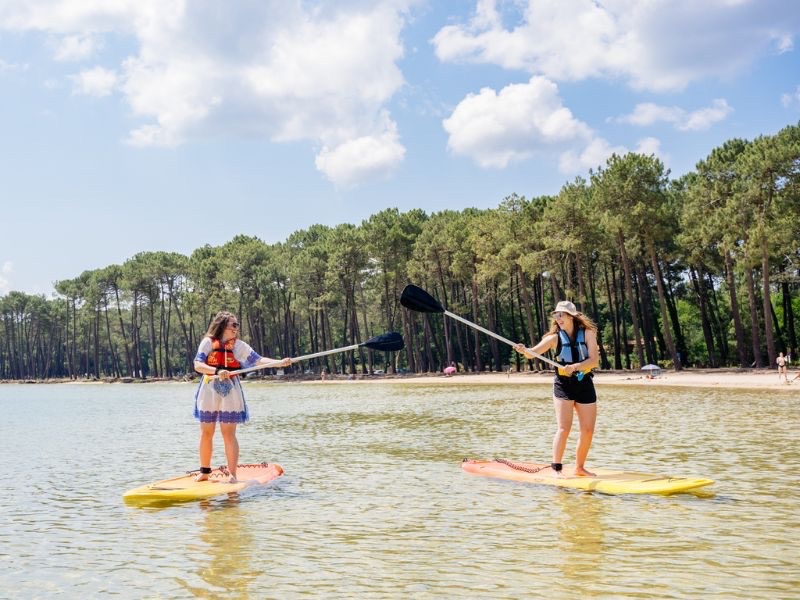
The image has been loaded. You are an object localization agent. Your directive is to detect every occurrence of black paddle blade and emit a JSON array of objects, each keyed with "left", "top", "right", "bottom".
[
  {"left": 362, "top": 331, "right": 404, "bottom": 352},
  {"left": 400, "top": 284, "right": 445, "bottom": 314}
]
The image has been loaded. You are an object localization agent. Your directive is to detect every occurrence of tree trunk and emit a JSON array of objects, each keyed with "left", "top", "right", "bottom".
[
  {"left": 725, "top": 252, "right": 748, "bottom": 367},
  {"left": 783, "top": 279, "right": 797, "bottom": 354},
  {"left": 745, "top": 266, "right": 764, "bottom": 367},
  {"left": 647, "top": 239, "right": 680, "bottom": 369},
  {"left": 761, "top": 236, "right": 776, "bottom": 368},
  {"left": 470, "top": 278, "right": 483, "bottom": 371},
  {"left": 690, "top": 266, "right": 717, "bottom": 367},
  {"left": 618, "top": 232, "right": 645, "bottom": 368}
]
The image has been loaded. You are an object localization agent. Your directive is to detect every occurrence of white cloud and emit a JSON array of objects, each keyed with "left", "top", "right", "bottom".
[
  {"left": 443, "top": 76, "right": 592, "bottom": 168},
  {"left": 53, "top": 33, "right": 98, "bottom": 61},
  {"left": 615, "top": 99, "right": 733, "bottom": 131},
  {"left": 559, "top": 137, "right": 626, "bottom": 175},
  {"left": 558, "top": 135, "right": 667, "bottom": 175},
  {"left": 782, "top": 85, "right": 800, "bottom": 108},
  {"left": 432, "top": 0, "right": 800, "bottom": 92},
  {"left": 0, "top": 261, "right": 13, "bottom": 295},
  {"left": 0, "top": 58, "right": 28, "bottom": 72},
  {"left": 71, "top": 65, "right": 117, "bottom": 96},
  {"left": 315, "top": 113, "right": 406, "bottom": 187},
  {"left": 442, "top": 75, "right": 669, "bottom": 175},
  {"left": 635, "top": 136, "right": 663, "bottom": 157},
  {"left": 0, "top": 1, "right": 411, "bottom": 184}
]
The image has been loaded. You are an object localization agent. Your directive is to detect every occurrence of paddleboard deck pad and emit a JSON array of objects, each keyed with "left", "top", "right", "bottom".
[
  {"left": 124, "top": 462, "right": 283, "bottom": 505},
  {"left": 462, "top": 459, "right": 713, "bottom": 495}
]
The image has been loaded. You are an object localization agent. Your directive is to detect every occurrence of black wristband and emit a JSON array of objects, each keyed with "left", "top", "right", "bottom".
[{"left": 551, "top": 462, "right": 563, "bottom": 472}]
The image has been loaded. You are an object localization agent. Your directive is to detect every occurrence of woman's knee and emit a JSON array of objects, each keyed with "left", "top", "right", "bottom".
[{"left": 220, "top": 425, "right": 238, "bottom": 441}]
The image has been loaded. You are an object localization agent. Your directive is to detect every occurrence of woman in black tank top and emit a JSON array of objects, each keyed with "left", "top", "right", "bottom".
[{"left": 514, "top": 300, "right": 600, "bottom": 477}]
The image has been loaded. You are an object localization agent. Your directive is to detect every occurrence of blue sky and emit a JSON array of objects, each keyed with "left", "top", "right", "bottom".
[{"left": 1, "top": 0, "right": 799, "bottom": 297}]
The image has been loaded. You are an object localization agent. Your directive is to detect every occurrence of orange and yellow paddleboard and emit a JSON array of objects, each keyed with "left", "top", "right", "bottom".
[
  {"left": 123, "top": 462, "right": 283, "bottom": 505},
  {"left": 462, "top": 459, "right": 713, "bottom": 495}
]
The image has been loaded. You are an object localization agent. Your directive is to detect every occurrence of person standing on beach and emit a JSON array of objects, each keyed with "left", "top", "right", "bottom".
[
  {"left": 777, "top": 352, "right": 788, "bottom": 383},
  {"left": 193, "top": 311, "right": 291, "bottom": 482},
  {"left": 514, "top": 300, "right": 600, "bottom": 477}
]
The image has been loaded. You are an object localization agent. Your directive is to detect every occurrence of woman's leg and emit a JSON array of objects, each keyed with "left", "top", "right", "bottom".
[
  {"left": 197, "top": 422, "right": 216, "bottom": 480},
  {"left": 553, "top": 397, "right": 574, "bottom": 474},
  {"left": 220, "top": 422, "right": 239, "bottom": 482},
  {"left": 573, "top": 402, "right": 597, "bottom": 476}
]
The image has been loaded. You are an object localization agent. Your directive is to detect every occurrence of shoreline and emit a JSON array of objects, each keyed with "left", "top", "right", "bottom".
[{"left": 3, "top": 368, "right": 798, "bottom": 392}]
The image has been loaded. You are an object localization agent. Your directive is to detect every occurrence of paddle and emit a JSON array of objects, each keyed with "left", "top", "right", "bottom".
[
  {"left": 206, "top": 331, "right": 404, "bottom": 380},
  {"left": 399, "top": 284, "right": 584, "bottom": 380}
]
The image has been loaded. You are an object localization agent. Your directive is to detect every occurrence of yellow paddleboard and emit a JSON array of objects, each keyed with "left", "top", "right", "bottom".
[
  {"left": 123, "top": 462, "right": 283, "bottom": 506},
  {"left": 462, "top": 459, "right": 713, "bottom": 495}
]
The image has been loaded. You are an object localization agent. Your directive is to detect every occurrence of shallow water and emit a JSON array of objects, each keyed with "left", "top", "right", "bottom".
[{"left": 0, "top": 381, "right": 798, "bottom": 598}]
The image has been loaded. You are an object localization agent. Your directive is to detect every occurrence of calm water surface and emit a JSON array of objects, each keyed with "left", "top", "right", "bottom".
[{"left": 0, "top": 380, "right": 798, "bottom": 599}]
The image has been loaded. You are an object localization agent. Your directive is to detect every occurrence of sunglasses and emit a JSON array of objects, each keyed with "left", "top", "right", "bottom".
[
  {"left": 227, "top": 322, "right": 240, "bottom": 329},
  {"left": 552, "top": 312, "right": 565, "bottom": 319}
]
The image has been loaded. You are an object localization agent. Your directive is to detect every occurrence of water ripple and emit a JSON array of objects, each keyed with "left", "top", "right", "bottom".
[{"left": 0, "top": 382, "right": 798, "bottom": 598}]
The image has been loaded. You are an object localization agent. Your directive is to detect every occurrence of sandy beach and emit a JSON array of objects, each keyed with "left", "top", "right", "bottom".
[
  {"left": 302, "top": 368, "right": 800, "bottom": 392},
  {"left": 14, "top": 367, "right": 799, "bottom": 392}
]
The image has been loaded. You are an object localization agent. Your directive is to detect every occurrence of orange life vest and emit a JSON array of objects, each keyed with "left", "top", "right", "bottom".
[{"left": 205, "top": 338, "right": 241, "bottom": 370}]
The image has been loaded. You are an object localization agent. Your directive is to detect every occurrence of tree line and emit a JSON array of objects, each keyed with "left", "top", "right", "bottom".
[{"left": 1, "top": 123, "right": 798, "bottom": 380}]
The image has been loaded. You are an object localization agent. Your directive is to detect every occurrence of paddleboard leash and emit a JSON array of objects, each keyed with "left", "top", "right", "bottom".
[{"left": 493, "top": 458, "right": 553, "bottom": 474}]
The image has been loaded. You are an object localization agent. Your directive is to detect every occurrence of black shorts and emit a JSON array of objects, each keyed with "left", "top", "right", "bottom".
[{"left": 553, "top": 373, "right": 596, "bottom": 404}]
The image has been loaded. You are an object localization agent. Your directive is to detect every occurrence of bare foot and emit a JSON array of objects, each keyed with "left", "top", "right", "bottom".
[
  {"left": 195, "top": 473, "right": 209, "bottom": 482},
  {"left": 228, "top": 475, "right": 238, "bottom": 484},
  {"left": 573, "top": 467, "right": 595, "bottom": 477}
]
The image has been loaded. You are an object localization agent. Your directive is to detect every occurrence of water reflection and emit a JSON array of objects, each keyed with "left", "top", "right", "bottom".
[
  {"left": 554, "top": 491, "right": 605, "bottom": 579},
  {"left": 1, "top": 383, "right": 799, "bottom": 598},
  {"left": 181, "top": 497, "right": 257, "bottom": 598}
]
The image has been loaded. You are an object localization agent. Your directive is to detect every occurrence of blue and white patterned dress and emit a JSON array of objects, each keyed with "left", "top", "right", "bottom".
[{"left": 193, "top": 337, "right": 262, "bottom": 423}]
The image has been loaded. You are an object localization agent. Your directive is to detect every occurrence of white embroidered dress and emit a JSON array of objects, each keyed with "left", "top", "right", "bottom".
[{"left": 193, "top": 337, "right": 262, "bottom": 423}]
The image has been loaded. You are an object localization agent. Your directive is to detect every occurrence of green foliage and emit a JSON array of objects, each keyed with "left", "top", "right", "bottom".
[{"left": 2, "top": 123, "right": 799, "bottom": 378}]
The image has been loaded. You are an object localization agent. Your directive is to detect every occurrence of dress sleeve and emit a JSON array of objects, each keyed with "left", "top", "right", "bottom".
[
  {"left": 234, "top": 339, "right": 262, "bottom": 368},
  {"left": 194, "top": 337, "right": 212, "bottom": 363}
]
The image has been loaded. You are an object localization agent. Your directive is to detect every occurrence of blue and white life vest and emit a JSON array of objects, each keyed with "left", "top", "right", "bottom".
[{"left": 556, "top": 328, "right": 588, "bottom": 366}]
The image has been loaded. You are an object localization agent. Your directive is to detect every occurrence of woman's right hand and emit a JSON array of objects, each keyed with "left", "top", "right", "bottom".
[{"left": 514, "top": 343, "right": 534, "bottom": 359}]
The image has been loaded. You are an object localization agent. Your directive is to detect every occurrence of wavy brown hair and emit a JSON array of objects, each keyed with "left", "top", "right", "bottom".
[
  {"left": 205, "top": 311, "right": 238, "bottom": 339},
  {"left": 546, "top": 309, "right": 597, "bottom": 336}
]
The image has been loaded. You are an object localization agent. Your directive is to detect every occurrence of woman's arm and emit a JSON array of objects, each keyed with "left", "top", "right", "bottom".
[
  {"left": 194, "top": 360, "right": 217, "bottom": 376},
  {"left": 257, "top": 356, "right": 292, "bottom": 368},
  {"left": 193, "top": 337, "right": 216, "bottom": 375},
  {"left": 514, "top": 333, "right": 558, "bottom": 360}
]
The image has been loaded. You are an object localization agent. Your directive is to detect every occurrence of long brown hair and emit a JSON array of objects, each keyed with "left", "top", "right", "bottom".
[
  {"left": 205, "top": 311, "right": 237, "bottom": 339},
  {"left": 547, "top": 310, "right": 597, "bottom": 336}
]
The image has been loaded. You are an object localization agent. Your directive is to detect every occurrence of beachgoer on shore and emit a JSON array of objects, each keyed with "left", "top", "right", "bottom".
[
  {"left": 193, "top": 311, "right": 291, "bottom": 483},
  {"left": 514, "top": 300, "right": 600, "bottom": 477},
  {"left": 777, "top": 352, "right": 788, "bottom": 383}
]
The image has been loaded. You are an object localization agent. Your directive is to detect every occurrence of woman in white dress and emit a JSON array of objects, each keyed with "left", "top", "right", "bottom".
[{"left": 193, "top": 311, "right": 291, "bottom": 482}]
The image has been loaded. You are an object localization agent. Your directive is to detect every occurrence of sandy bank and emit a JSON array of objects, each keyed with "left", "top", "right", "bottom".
[
  {"left": 7, "top": 368, "right": 799, "bottom": 392},
  {"left": 292, "top": 368, "right": 799, "bottom": 392}
]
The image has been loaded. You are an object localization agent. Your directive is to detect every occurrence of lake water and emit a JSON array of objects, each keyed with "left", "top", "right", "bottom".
[{"left": 0, "top": 381, "right": 798, "bottom": 599}]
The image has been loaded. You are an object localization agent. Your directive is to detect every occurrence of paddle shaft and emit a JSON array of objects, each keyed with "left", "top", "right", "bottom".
[
  {"left": 443, "top": 309, "right": 565, "bottom": 371},
  {"left": 207, "top": 342, "right": 367, "bottom": 379}
]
